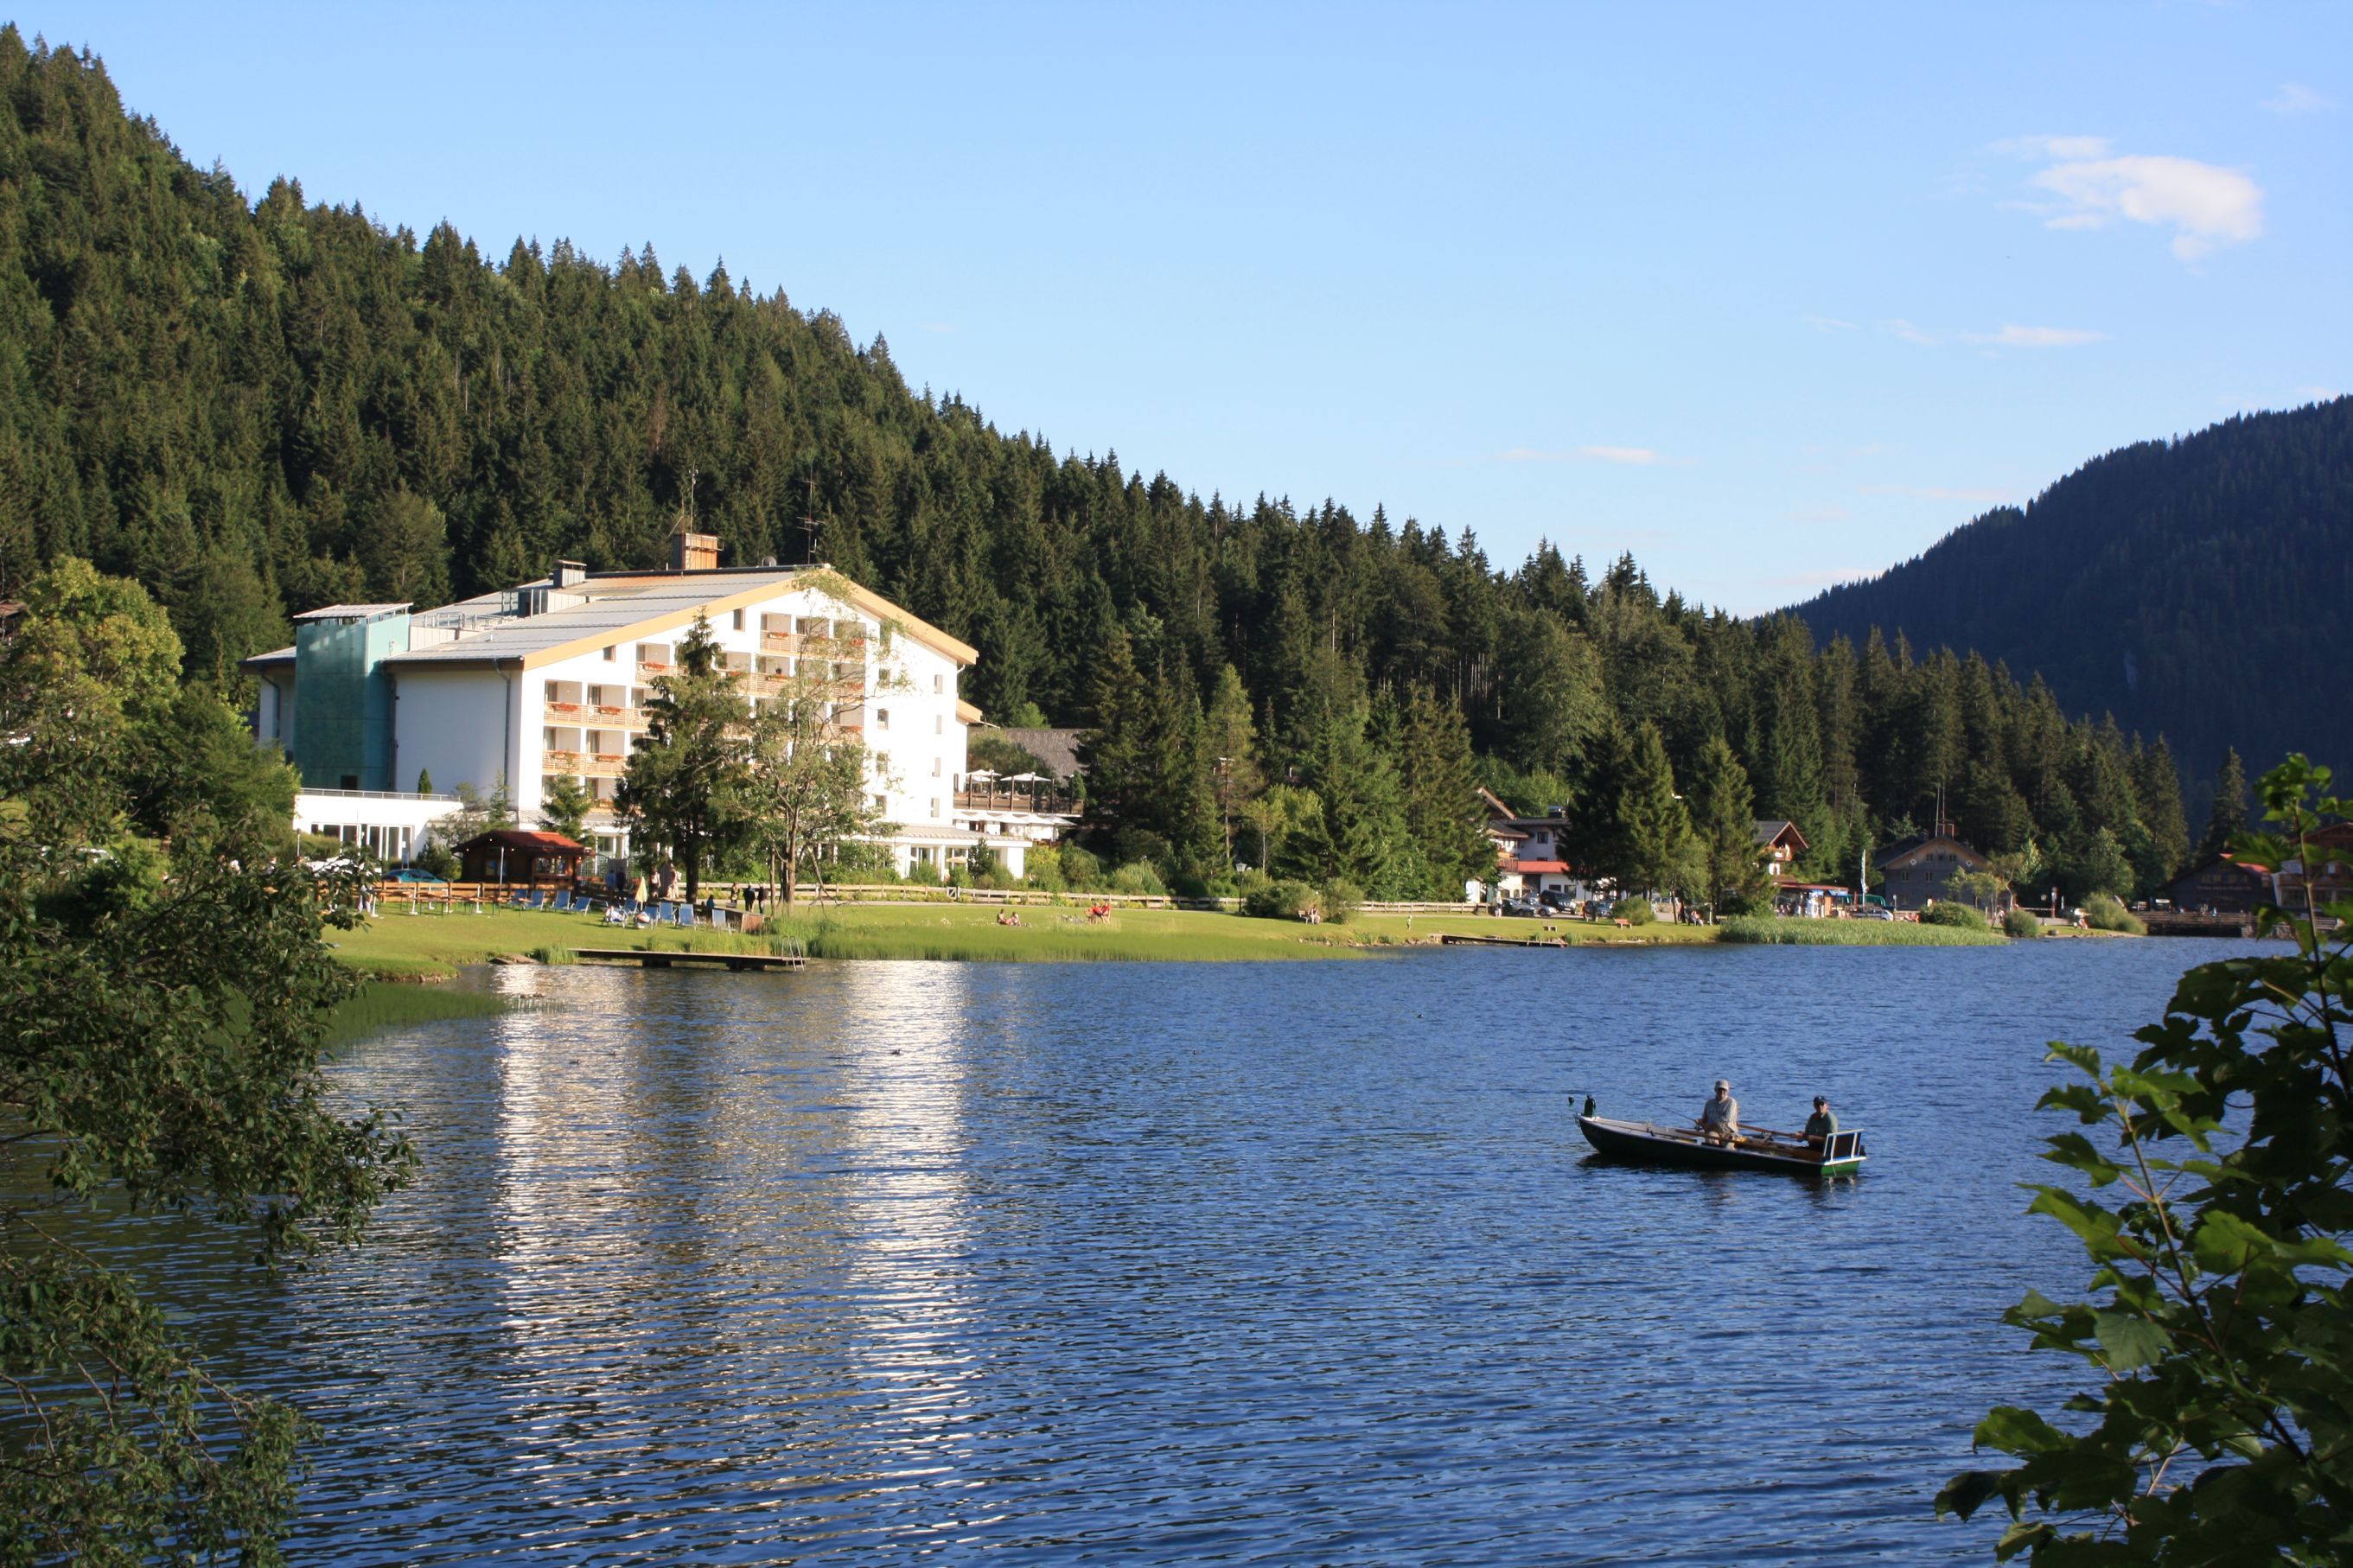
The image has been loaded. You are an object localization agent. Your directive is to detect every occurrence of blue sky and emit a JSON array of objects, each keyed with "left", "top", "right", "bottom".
[{"left": 41, "top": 2, "right": 2350, "bottom": 612}]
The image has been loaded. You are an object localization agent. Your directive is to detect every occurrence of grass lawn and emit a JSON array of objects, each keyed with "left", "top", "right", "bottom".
[
  {"left": 333, "top": 902, "right": 1388, "bottom": 975},
  {"left": 330, "top": 901, "right": 2005, "bottom": 977}
]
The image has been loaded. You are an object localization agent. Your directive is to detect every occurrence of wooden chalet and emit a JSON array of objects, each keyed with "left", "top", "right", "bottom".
[
  {"left": 2163, "top": 857, "right": 2269, "bottom": 915},
  {"left": 1479, "top": 787, "right": 1580, "bottom": 899},
  {"left": 1755, "top": 819, "right": 1809, "bottom": 881},
  {"left": 1875, "top": 824, "right": 1990, "bottom": 911},
  {"left": 456, "top": 829, "right": 588, "bottom": 887}
]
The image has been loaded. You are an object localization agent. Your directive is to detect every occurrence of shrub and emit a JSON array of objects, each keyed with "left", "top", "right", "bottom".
[
  {"left": 1922, "top": 901, "right": 1990, "bottom": 930},
  {"left": 1321, "top": 878, "right": 1363, "bottom": 924},
  {"left": 1168, "top": 870, "right": 1213, "bottom": 900},
  {"left": 1610, "top": 896, "right": 1655, "bottom": 926},
  {"left": 1242, "top": 879, "right": 1321, "bottom": 921},
  {"left": 1025, "top": 846, "right": 1068, "bottom": 891},
  {"left": 2003, "top": 907, "right": 2043, "bottom": 939},
  {"left": 1716, "top": 887, "right": 1771, "bottom": 918},
  {"left": 2083, "top": 892, "right": 2146, "bottom": 934},
  {"left": 1059, "top": 845, "right": 1103, "bottom": 888},
  {"left": 1107, "top": 859, "right": 1166, "bottom": 896}
]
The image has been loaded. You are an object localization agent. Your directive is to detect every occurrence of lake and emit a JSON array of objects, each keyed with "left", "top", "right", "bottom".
[{"left": 143, "top": 939, "right": 2251, "bottom": 1563}]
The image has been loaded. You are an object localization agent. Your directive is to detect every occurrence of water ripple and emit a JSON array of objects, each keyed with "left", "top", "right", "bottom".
[{"left": 113, "top": 940, "right": 2245, "bottom": 1563}]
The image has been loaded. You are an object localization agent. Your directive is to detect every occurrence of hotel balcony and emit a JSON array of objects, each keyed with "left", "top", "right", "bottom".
[
  {"left": 545, "top": 699, "right": 649, "bottom": 730},
  {"left": 545, "top": 750, "right": 628, "bottom": 779},
  {"left": 955, "top": 788, "right": 1077, "bottom": 815}
]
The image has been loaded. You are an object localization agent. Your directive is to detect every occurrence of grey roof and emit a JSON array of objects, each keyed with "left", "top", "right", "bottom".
[
  {"left": 989, "top": 726, "right": 1084, "bottom": 780},
  {"left": 387, "top": 568, "right": 807, "bottom": 665},
  {"left": 1754, "top": 818, "right": 1800, "bottom": 845},
  {"left": 293, "top": 602, "right": 412, "bottom": 621}
]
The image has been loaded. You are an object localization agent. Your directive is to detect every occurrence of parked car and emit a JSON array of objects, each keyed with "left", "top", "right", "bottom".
[
  {"left": 1501, "top": 898, "right": 1541, "bottom": 917},
  {"left": 390, "top": 868, "right": 448, "bottom": 884},
  {"left": 1857, "top": 906, "right": 1895, "bottom": 921}
]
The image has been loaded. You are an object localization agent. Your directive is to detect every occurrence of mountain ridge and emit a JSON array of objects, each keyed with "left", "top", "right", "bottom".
[{"left": 1786, "top": 398, "right": 2352, "bottom": 818}]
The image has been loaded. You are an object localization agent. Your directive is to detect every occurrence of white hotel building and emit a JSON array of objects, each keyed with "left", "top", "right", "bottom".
[{"left": 244, "top": 536, "right": 1067, "bottom": 880}]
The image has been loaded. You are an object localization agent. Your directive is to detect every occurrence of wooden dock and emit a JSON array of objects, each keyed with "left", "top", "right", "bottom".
[
  {"left": 1440, "top": 932, "right": 1571, "bottom": 948},
  {"left": 572, "top": 947, "right": 807, "bottom": 972},
  {"left": 2141, "top": 911, "right": 2260, "bottom": 939}
]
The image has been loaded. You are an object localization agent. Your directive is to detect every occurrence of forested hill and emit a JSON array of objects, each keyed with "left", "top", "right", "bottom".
[
  {"left": 0, "top": 30, "right": 2286, "bottom": 905},
  {"left": 1789, "top": 399, "right": 2352, "bottom": 818}
]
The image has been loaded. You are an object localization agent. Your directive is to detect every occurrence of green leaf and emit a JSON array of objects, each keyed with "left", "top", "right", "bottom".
[{"left": 2092, "top": 1309, "right": 2170, "bottom": 1370}]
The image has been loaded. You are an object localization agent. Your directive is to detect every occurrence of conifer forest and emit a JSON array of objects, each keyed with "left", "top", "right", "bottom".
[{"left": 0, "top": 31, "right": 2331, "bottom": 902}]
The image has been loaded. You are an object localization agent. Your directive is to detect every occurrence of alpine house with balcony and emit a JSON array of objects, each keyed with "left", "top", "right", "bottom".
[{"left": 243, "top": 534, "right": 1052, "bottom": 880}]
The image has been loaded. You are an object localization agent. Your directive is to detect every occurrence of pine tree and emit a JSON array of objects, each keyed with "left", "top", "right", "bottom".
[
  {"left": 537, "top": 774, "right": 595, "bottom": 843},
  {"left": 2192, "top": 749, "right": 2249, "bottom": 866},
  {"left": 1398, "top": 683, "right": 1491, "bottom": 899},
  {"left": 615, "top": 615, "right": 749, "bottom": 902},
  {"left": 1688, "top": 731, "right": 1771, "bottom": 914},
  {"left": 2130, "top": 736, "right": 2190, "bottom": 884},
  {"left": 1620, "top": 720, "right": 1699, "bottom": 903},
  {"left": 1203, "top": 663, "right": 1264, "bottom": 870}
]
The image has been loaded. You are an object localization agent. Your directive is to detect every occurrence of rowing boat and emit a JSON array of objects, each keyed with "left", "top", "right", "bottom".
[{"left": 1575, "top": 1113, "right": 1867, "bottom": 1177}]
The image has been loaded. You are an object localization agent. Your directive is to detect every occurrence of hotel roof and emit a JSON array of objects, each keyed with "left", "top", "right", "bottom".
[{"left": 246, "top": 566, "right": 979, "bottom": 674}]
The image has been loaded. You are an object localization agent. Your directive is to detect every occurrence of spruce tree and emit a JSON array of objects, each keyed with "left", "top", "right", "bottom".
[
  {"left": 1398, "top": 683, "right": 1491, "bottom": 899},
  {"left": 1688, "top": 732, "right": 1770, "bottom": 914},
  {"left": 615, "top": 615, "right": 749, "bottom": 902},
  {"left": 1620, "top": 720, "right": 1699, "bottom": 904},
  {"left": 2192, "top": 749, "right": 2249, "bottom": 866},
  {"left": 1203, "top": 664, "right": 1266, "bottom": 870}
]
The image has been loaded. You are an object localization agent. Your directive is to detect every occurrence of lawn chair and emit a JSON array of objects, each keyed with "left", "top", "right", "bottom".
[
  {"left": 603, "top": 902, "right": 628, "bottom": 927},
  {"left": 551, "top": 889, "right": 573, "bottom": 913},
  {"left": 674, "top": 902, "right": 695, "bottom": 929}
]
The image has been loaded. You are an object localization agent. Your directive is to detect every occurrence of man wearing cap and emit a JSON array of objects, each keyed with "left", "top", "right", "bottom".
[{"left": 1698, "top": 1080, "right": 1740, "bottom": 1144}]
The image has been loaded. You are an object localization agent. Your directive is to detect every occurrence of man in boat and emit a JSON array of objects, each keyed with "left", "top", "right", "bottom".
[
  {"left": 1803, "top": 1096, "right": 1837, "bottom": 1149},
  {"left": 1698, "top": 1080, "right": 1740, "bottom": 1144}
]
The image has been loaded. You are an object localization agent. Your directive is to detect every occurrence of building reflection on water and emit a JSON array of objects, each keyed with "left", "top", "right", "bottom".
[{"left": 443, "top": 960, "right": 996, "bottom": 1552}]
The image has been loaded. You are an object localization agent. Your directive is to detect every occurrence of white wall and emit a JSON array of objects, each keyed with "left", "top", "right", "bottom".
[{"left": 392, "top": 667, "right": 514, "bottom": 803}]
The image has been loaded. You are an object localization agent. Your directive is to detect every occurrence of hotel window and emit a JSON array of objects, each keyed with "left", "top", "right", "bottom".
[
  {"left": 873, "top": 794, "right": 888, "bottom": 813},
  {"left": 933, "top": 674, "right": 944, "bottom": 694},
  {"left": 931, "top": 798, "right": 942, "bottom": 819},
  {"left": 932, "top": 758, "right": 941, "bottom": 777},
  {"left": 732, "top": 608, "right": 745, "bottom": 631},
  {"left": 876, "top": 709, "right": 890, "bottom": 730},
  {"left": 935, "top": 715, "right": 944, "bottom": 735},
  {"left": 603, "top": 645, "right": 616, "bottom": 661}
]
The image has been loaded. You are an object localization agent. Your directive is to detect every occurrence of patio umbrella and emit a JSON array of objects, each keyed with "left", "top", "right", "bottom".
[
  {"left": 967, "top": 768, "right": 999, "bottom": 780},
  {"left": 1004, "top": 772, "right": 1046, "bottom": 782}
]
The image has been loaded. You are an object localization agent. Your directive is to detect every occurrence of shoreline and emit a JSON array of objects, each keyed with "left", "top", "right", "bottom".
[{"left": 327, "top": 905, "right": 2025, "bottom": 979}]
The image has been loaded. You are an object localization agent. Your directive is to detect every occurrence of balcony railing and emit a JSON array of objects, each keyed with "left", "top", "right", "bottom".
[
  {"left": 545, "top": 750, "right": 628, "bottom": 778},
  {"left": 955, "top": 789, "right": 1077, "bottom": 814}
]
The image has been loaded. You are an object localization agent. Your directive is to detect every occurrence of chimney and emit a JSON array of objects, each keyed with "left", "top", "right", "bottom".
[
  {"left": 553, "top": 559, "right": 589, "bottom": 588},
  {"left": 670, "top": 532, "right": 720, "bottom": 571}
]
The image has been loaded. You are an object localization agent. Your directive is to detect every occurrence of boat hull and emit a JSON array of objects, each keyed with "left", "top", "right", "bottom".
[{"left": 1577, "top": 1115, "right": 1864, "bottom": 1177}]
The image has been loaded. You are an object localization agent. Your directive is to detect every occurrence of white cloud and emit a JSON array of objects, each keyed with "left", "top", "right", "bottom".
[
  {"left": 1801, "top": 314, "right": 1858, "bottom": 332},
  {"left": 2264, "top": 82, "right": 2336, "bottom": 115},
  {"left": 1963, "top": 324, "right": 2107, "bottom": 348},
  {"left": 2006, "top": 137, "right": 2264, "bottom": 261},
  {"left": 1997, "top": 133, "right": 2113, "bottom": 162},
  {"left": 1578, "top": 445, "right": 1662, "bottom": 465},
  {"left": 1884, "top": 318, "right": 1942, "bottom": 346}
]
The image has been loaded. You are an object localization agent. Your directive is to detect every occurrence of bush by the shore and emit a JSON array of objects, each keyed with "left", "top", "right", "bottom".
[
  {"left": 1610, "top": 896, "right": 1655, "bottom": 926},
  {"left": 1322, "top": 878, "right": 1363, "bottom": 924},
  {"left": 1243, "top": 879, "right": 1322, "bottom": 921},
  {"left": 1718, "top": 915, "right": 2005, "bottom": 947},
  {"left": 2083, "top": 893, "right": 2146, "bottom": 934},
  {"left": 2003, "top": 908, "right": 2044, "bottom": 939},
  {"left": 1922, "top": 902, "right": 1990, "bottom": 931}
]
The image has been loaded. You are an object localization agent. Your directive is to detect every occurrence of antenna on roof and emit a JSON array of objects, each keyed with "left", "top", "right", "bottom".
[{"left": 798, "top": 472, "right": 820, "bottom": 566}]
